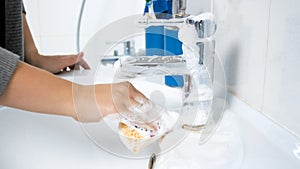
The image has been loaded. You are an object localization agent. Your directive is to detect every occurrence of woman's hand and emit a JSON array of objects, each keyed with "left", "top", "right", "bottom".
[
  {"left": 30, "top": 52, "right": 90, "bottom": 74},
  {"left": 22, "top": 14, "right": 90, "bottom": 73},
  {"left": 72, "top": 82, "right": 149, "bottom": 122}
]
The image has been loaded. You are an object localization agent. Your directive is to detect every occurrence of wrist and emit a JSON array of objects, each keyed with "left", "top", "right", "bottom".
[
  {"left": 24, "top": 49, "right": 42, "bottom": 67},
  {"left": 71, "top": 84, "right": 102, "bottom": 122},
  {"left": 67, "top": 83, "right": 82, "bottom": 121}
]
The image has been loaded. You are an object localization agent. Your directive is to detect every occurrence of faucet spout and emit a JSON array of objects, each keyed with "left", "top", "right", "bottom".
[{"left": 173, "top": 0, "right": 188, "bottom": 18}]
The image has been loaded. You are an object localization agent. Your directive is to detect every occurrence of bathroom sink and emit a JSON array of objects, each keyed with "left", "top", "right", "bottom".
[
  {"left": 56, "top": 69, "right": 300, "bottom": 169},
  {"left": 0, "top": 69, "right": 299, "bottom": 169}
]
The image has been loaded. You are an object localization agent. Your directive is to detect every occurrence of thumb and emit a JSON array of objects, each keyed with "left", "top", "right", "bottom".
[{"left": 65, "top": 53, "right": 83, "bottom": 66}]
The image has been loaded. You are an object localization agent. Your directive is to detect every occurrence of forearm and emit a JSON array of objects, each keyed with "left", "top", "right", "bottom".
[
  {"left": 0, "top": 60, "right": 149, "bottom": 122},
  {"left": 22, "top": 14, "right": 40, "bottom": 65},
  {"left": 0, "top": 61, "right": 76, "bottom": 118}
]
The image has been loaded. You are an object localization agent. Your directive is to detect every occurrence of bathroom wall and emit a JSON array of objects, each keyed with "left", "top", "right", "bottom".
[
  {"left": 262, "top": 0, "right": 300, "bottom": 137},
  {"left": 23, "top": 0, "right": 145, "bottom": 55},
  {"left": 23, "top": 0, "right": 212, "bottom": 55},
  {"left": 214, "top": 0, "right": 300, "bottom": 137},
  {"left": 23, "top": 0, "right": 300, "bottom": 137}
]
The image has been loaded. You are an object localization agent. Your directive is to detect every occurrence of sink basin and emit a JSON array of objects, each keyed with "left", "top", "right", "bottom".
[{"left": 1, "top": 69, "right": 299, "bottom": 169}]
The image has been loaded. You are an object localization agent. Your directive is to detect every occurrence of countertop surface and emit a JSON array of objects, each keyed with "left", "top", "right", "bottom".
[{"left": 0, "top": 69, "right": 299, "bottom": 169}]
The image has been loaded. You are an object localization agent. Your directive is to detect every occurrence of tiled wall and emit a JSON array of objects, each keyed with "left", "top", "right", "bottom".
[
  {"left": 23, "top": 0, "right": 145, "bottom": 55},
  {"left": 23, "top": 0, "right": 300, "bottom": 137},
  {"left": 214, "top": 0, "right": 300, "bottom": 137},
  {"left": 263, "top": 0, "right": 300, "bottom": 137},
  {"left": 214, "top": 0, "right": 270, "bottom": 111}
]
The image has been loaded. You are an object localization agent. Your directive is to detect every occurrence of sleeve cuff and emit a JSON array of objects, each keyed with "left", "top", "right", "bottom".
[{"left": 0, "top": 48, "right": 20, "bottom": 96}]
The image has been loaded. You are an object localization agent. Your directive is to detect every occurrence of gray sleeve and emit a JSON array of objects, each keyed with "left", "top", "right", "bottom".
[{"left": 0, "top": 47, "right": 19, "bottom": 96}]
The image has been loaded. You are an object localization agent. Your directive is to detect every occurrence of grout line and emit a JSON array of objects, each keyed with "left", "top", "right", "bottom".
[
  {"left": 261, "top": 0, "right": 272, "bottom": 113},
  {"left": 228, "top": 92, "right": 300, "bottom": 140},
  {"left": 228, "top": 88, "right": 261, "bottom": 112}
]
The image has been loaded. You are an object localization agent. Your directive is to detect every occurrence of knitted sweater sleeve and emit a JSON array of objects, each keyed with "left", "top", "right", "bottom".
[{"left": 0, "top": 47, "right": 19, "bottom": 96}]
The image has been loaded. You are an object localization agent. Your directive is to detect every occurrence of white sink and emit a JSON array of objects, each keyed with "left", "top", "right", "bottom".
[{"left": 0, "top": 69, "right": 299, "bottom": 169}]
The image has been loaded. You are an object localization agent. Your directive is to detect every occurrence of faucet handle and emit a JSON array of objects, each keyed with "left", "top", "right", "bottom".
[{"left": 187, "top": 13, "right": 217, "bottom": 39}]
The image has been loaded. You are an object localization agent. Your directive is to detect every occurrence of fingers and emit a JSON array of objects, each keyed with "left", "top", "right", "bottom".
[
  {"left": 61, "top": 52, "right": 90, "bottom": 71},
  {"left": 74, "top": 52, "right": 83, "bottom": 70},
  {"left": 112, "top": 82, "right": 145, "bottom": 113},
  {"left": 78, "top": 58, "right": 91, "bottom": 69},
  {"left": 129, "top": 83, "right": 149, "bottom": 104},
  {"left": 68, "top": 64, "right": 75, "bottom": 70},
  {"left": 76, "top": 52, "right": 91, "bottom": 70},
  {"left": 64, "top": 53, "right": 83, "bottom": 66}
]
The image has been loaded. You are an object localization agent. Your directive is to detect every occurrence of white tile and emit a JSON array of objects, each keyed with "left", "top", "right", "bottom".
[
  {"left": 38, "top": 0, "right": 80, "bottom": 36},
  {"left": 78, "top": 34, "right": 90, "bottom": 52},
  {"left": 214, "top": 0, "right": 271, "bottom": 110},
  {"left": 82, "top": 0, "right": 146, "bottom": 40},
  {"left": 23, "top": 0, "right": 41, "bottom": 37},
  {"left": 70, "top": 0, "right": 145, "bottom": 49},
  {"left": 263, "top": 0, "right": 300, "bottom": 137},
  {"left": 39, "top": 36, "right": 77, "bottom": 55},
  {"left": 187, "top": 0, "right": 212, "bottom": 14}
]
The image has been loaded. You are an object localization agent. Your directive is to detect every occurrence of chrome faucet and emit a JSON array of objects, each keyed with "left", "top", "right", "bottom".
[
  {"left": 139, "top": 5, "right": 217, "bottom": 81},
  {"left": 137, "top": 1, "right": 217, "bottom": 131}
]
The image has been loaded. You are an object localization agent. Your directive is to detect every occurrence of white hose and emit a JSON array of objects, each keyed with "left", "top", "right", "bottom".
[{"left": 76, "top": 0, "right": 86, "bottom": 53}]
